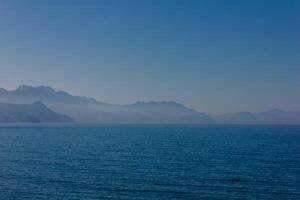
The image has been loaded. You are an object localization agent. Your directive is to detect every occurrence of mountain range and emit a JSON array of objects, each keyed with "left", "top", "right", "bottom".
[
  {"left": 0, "top": 85, "right": 299, "bottom": 124},
  {"left": 0, "top": 85, "right": 212, "bottom": 123}
]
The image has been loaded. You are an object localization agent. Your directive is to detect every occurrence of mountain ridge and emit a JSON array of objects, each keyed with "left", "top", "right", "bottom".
[
  {"left": 0, "top": 85, "right": 213, "bottom": 123},
  {"left": 0, "top": 85, "right": 103, "bottom": 106},
  {"left": 0, "top": 85, "right": 299, "bottom": 124},
  {"left": 215, "top": 109, "right": 300, "bottom": 124}
]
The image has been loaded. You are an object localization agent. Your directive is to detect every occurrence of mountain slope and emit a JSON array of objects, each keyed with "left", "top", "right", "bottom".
[
  {"left": 126, "top": 101, "right": 212, "bottom": 123},
  {"left": 0, "top": 85, "right": 213, "bottom": 123},
  {"left": 0, "top": 101, "right": 74, "bottom": 123},
  {"left": 0, "top": 85, "right": 102, "bottom": 106},
  {"left": 1, "top": 85, "right": 299, "bottom": 124}
]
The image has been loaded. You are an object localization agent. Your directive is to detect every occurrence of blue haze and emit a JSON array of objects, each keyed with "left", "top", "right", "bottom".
[{"left": 0, "top": 0, "right": 299, "bottom": 113}]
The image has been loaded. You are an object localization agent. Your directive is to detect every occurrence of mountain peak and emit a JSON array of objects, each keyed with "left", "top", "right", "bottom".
[
  {"left": 0, "top": 85, "right": 102, "bottom": 106},
  {"left": 37, "top": 86, "right": 55, "bottom": 93},
  {"left": 16, "top": 85, "right": 56, "bottom": 93},
  {"left": 32, "top": 100, "right": 46, "bottom": 106},
  {"left": 17, "top": 85, "right": 34, "bottom": 91}
]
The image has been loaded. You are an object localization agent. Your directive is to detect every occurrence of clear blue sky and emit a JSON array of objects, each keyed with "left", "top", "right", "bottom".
[{"left": 0, "top": 0, "right": 299, "bottom": 113}]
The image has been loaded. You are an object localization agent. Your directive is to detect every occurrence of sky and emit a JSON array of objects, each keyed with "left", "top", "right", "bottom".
[{"left": 0, "top": 0, "right": 299, "bottom": 114}]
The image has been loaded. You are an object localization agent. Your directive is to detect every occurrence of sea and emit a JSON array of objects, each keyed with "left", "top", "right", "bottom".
[{"left": 0, "top": 124, "right": 299, "bottom": 199}]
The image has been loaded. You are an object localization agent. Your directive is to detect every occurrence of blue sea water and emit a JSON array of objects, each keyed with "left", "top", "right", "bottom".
[{"left": 0, "top": 124, "right": 299, "bottom": 200}]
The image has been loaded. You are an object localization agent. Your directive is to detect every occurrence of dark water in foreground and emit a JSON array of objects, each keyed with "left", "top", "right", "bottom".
[{"left": 0, "top": 125, "right": 299, "bottom": 199}]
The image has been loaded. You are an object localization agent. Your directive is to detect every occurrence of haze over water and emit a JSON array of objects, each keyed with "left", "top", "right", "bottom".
[
  {"left": 1, "top": 1, "right": 300, "bottom": 199},
  {"left": 1, "top": 0, "right": 300, "bottom": 113}
]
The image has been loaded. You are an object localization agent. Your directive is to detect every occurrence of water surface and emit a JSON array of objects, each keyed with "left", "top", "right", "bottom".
[{"left": 0, "top": 125, "right": 299, "bottom": 199}]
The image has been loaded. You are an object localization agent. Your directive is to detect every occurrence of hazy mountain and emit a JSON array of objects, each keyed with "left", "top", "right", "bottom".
[
  {"left": 0, "top": 85, "right": 101, "bottom": 105},
  {"left": 0, "top": 85, "right": 213, "bottom": 123},
  {"left": 215, "top": 109, "right": 300, "bottom": 124},
  {"left": 0, "top": 101, "right": 74, "bottom": 123},
  {"left": 126, "top": 101, "right": 212, "bottom": 123},
  {"left": 2, "top": 85, "right": 298, "bottom": 124},
  {"left": 52, "top": 100, "right": 213, "bottom": 124}
]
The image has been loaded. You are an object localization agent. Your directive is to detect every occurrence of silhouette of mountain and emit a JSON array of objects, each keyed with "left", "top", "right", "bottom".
[
  {"left": 0, "top": 101, "right": 74, "bottom": 123},
  {"left": 215, "top": 109, "right": 300, "bottom": 124},
  {"left": 0, "top": 85, "right": 213, "bottom": 123},
  {"left": 1, "top": 85, "right": 299, "bottom": 124},
  {"left": 127, "top": 101, "right": 212, "bottom": 123},
  {"left": 0, "top": 85, "right": 102, "bottom": 105}
]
